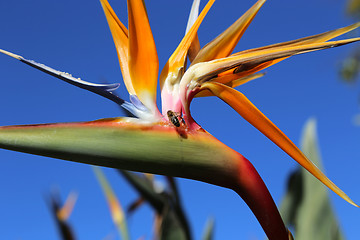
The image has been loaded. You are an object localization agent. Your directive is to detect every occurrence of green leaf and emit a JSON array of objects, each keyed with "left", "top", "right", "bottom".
[
  {"left": 279, "top": 118, "right": 345, "bottom": 240},
  {"left": 119, "top": 171, "right": 192, "bottom": 240},
  {"left": 340, "top": 56, "right": 360, "bottom": 83},
  {"left": 165, "top": 176, "right": 192, "bottom": 240},
  {"left": 346, "top": 0, "right": 360, "bottom": 16},
  {"left": 159, "top": 208, "right": 188, "bottom": 240},
  {"left": 201, "top": 217, "right": 215, "bottom": 240},
  {"left": 0, "top": 122, "right": 238, "bottom": 187},
  {"left": 0, "top": 121, "right": 295, "bottom": 240},
  {"left": 119, "top": 170, "right": 166, "bottom": 213},
  {"left": 93, "top": 167, "right": 130, "bottom": 240}
]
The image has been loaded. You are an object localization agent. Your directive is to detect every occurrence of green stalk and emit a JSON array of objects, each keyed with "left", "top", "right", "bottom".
[{"left": 0, "top": 122, "right": 289, "bottom": 240}]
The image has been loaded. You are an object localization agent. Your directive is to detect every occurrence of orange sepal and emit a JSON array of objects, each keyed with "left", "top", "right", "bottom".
[
  {"left": 201, "top": 81, "right": 359, "bottom": 207},
  {"left": 190, "top": 38, "right": 360, "bottom": 83},
  {"left": 159, "top": 0, "right": 215, "bottom": 89},
  {"left": 100, "top": 0, "right": 135, "bottom": 95},
  {"left": 128, "top": 0, "right": 159, "bottom": 108},
  {"left": 192, "top": 0, "right": 266, "bottom": 64}
]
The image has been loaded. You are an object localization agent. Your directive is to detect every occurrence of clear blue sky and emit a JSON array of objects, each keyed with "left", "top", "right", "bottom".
[{"left": 0, "top": 0, "right": 359, "bottom": 239}]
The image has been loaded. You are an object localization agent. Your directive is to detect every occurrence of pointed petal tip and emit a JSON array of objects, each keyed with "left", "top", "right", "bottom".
[
  {"left": 161, "top": 0, "right": 215, "bottom": 88},
  {"left": 343, "top": 195, "right": 359, "bottom": 207},
  {"left": 185, "top": 0, "right": 201, "bottom": 34},
  {"left": 256, "top": 0, "right": 266, "bottom": 7},
  {"left": 191, "top": 0, "right": 266, "bottom": 64},
  {"left": 0, "top": 49, "right": 126, "bottom": 106},
  {"left": 347, "top": 21, "right": 360, "bottom": 31},
  {"left": 21, "top": 57, "right": 123, "bottom": 95},
  {"left": 201, "top": 82, "right": 359, "bottom": 207},
  {"left": 0, "top": 49, "right": 23, "bottom": 60}
]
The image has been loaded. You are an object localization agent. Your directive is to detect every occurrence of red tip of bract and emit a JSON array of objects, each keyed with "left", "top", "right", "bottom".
[{"left": 229, "top": 153, "right": 289, "bottom": 240}]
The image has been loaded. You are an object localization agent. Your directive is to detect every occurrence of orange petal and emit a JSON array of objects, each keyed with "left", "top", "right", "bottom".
[
  {"left": 100, "top": 0, "right": 135, "bottom": 95},
  {"left": 186, "top": 0, "right": 201, "bottom": 62},
  {"left": 192, "top": 0, "right": 266, "bottom": 64},
  {"left": 232, "top": 22, "right": 360, "bottom": 57},
  {"left": 201, "top": 82, "right": 358, "bottom": 207},
  {"left": 226, "top": 72, "right": 265, "bottom": 88},
  {"left": 188, "top": 35, "right": 201, "bottom": 62},
  {"left": 195, "top": 72, "right": 265, "bottom": 97},
  {"left": 128, "top": 0, "right": 158, "bottom": 109},
  {"left": 159, "top": 0, "right": 215, "bottom": 89},
  {"left": 214, "top": 71, "right": 265, "bottom": 86},
  {"left": 217, "top": 61, "right": 273, "bottom": 80},
  {"left": 190, "top": 38, "right": 360, "bottom": 82},
  {"left": 216, "top": 22, "right": 360, "bottom": 76}
]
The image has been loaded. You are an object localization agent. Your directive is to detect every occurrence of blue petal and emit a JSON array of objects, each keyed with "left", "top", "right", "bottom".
[
  {"left": 21, "top": 58, "right": 121, "bottom": 93},
  {"left": 129, "top": 95, "right": 148, "bottom": 111},
  {"left": 0, "top": 49, "right": 126, "bottom": 106}
]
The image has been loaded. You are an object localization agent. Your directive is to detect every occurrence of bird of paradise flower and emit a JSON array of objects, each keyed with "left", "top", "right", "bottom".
[{"left": 0, "top": 0, "right": 359, "bottom": 239}]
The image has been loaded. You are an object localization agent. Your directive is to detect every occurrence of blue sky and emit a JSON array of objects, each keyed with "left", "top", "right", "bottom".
[{"left": 0, "top": 0, "right": 360, "bottom": 239}]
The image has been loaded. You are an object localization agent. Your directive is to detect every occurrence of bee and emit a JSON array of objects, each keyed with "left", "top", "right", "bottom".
[
  {"left": 167, "top": 110, "right": 181, "bottom": 127},
  {"left": 167, "top": 110, "right": 187, "bottom": 138}
]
